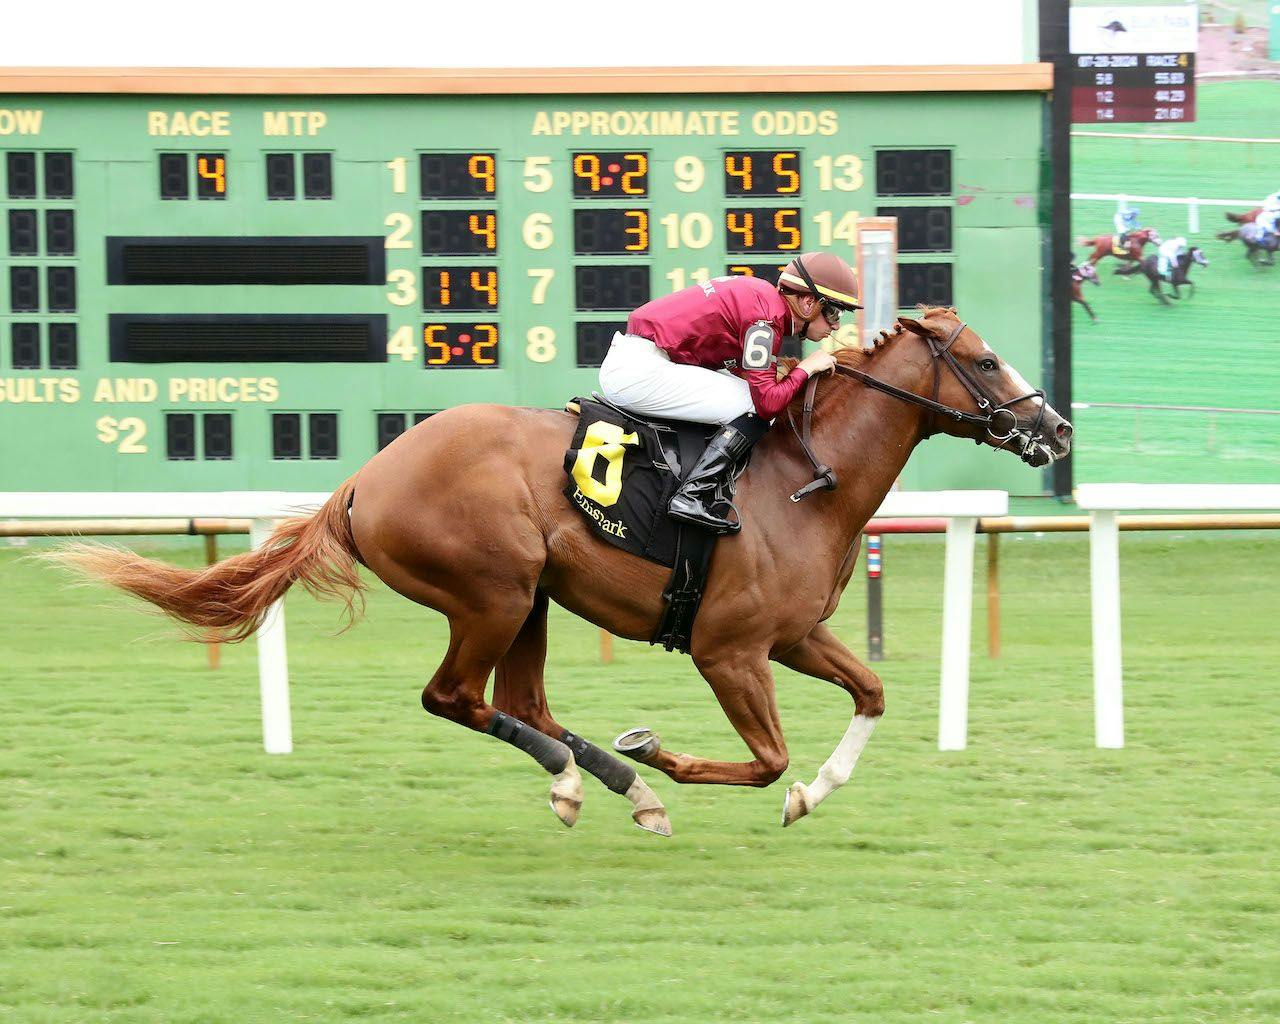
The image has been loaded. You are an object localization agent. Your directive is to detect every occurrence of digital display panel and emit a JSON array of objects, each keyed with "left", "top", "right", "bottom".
[
  {"left": 422, "top": 267, "right": 499, "bottom": 311},
  {"left": 419, "top": 153, "right": 497, "bottom": 199},
  {"left": 875, "top": 149, "right": 952, "bottom": 197},
  {"left": 9, "top": 209, "right": 37, "bottom": 255},
  {"left": 726, "top": 263, "right": 786, "bottom": 286},
  {"left": 898, "top": 262, "right": 953, "bottom": 307},
  {"left": 266, "top": 154, "right": 296, "bottom": 199},
  {"left": 725, "top": 208, "right": 802, "bottom": 253},
  {"left": 423, "top": 323, "right": 500, "bottom": 368},
  {"left": 573, "top": 209, "right": 649, "bottom": 255},
  {"left": 575, "top": 322, "right": 624, "bottom": 368},
  {"left": 302, "top": 153, "right": 333, "bottom": 199},
  {"left": 159, "top": 153, "right": 189, "bottom": 199},
  {"left": 421, "top": 210, "right": 498, "bottom": 254},
  {"left": 723, "top": 151, "right": 801, "bottom": 196},
  {"left": 43, "top": 152, "right": 75, "bottom": 199},
  {"left": 196, "top": 153, "right": 228, "bottom": 200},
  {"left": 6, "top": 152, "right": 36, "bottom": 199},
  {"left": 875, "top": 206, "right": 952, "bottom": 252},
  {"left": 46, "top": 210, "right": 76, "bottom": 256},
  {"left": 1070, "top": 55, "right": 1196, "bottom": 123},
  {"left": 572, "top": 152, "right": 649, "bottom": 198},
  {"left": 574, "top": 266, "right": 651, "bottom": 311}
]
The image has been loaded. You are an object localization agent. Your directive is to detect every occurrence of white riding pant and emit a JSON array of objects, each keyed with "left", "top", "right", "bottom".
[{"left": 598, "top": 333, "right": 754, "bottom": 425}]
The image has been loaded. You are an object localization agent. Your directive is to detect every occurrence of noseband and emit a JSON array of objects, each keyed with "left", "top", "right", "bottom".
[{"left": 787, "top": 320, "right": 1049, "bottom": 502}]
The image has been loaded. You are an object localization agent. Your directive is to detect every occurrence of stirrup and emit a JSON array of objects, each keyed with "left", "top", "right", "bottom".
[{"left": 669, "top": 496, "right": 740, "bottom": 535}]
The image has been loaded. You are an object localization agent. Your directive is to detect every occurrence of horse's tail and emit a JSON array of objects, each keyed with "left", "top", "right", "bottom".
[
  {"left": 1226, "top": 210, "right": 1251, "bottom": 223},
  {"left": 48, "top": 477, "right": 364, "bottom": 643}
]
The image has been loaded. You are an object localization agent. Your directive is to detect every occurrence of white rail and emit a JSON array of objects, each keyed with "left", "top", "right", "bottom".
[
  {"left": 1075, "top": 484, "right": 1280, "bottom": 749},
  {"left": 3, "top": 489, "right": 1008, "bottom": 755},
  {"left": 1070, "top": 191, "right": 1263, "bottom": 234}
]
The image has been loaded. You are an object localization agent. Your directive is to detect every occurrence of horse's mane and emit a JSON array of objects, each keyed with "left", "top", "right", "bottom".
[{"left": 777, "top": 306, "right": 958, "bottom": 411}]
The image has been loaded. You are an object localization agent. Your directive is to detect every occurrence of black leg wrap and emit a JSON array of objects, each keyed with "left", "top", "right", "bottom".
[
  {"left": 487, "top": 711, "right": 571, "bottom": 775},
  {"left": 559, "top": 730, "right": 637, "bottom": 795}
]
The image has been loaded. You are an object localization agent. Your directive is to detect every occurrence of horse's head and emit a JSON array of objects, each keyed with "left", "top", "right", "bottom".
[
  {"left": 1078, "top": 262, "right": 1101, "bottom": 286},
  {"left": 1143, "top": 228, "right": 1162, "bottom": 246},
  {"left": 1190, "top": 247, "right": 1209, "bottom": 266},
  {"left": 892, "top": 308, "right": 1072, "bottom": 468}
]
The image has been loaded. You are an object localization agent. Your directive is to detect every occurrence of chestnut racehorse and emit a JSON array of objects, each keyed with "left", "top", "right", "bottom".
[
  {"left": 1076, "top": 227, "right": 1161, "bottom": 267},
  {"left": 55, "top": 307, "right": 1072, "bottom": 836}
]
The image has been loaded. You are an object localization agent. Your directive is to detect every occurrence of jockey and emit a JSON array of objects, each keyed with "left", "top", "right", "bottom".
[
  {"left": 1114, "top": 206, "right": 1140, "bottom": 246},
  {"left": 1263, "top": 190, "right": 1280, "bottom": 214},
  {"left": 1258, "top": 206, "right": 1280, "bottom": 239},
  {"left": 599, "top": 252, "right": 859, "bottom": 533},
  {"left": 1157, "top": 235, "right": 1187, "bottom": 278}
]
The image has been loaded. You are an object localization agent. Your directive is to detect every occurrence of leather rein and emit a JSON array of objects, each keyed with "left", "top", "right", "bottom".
[{"left": 787, "top": 320, "right": 1049, "bottom": 502}]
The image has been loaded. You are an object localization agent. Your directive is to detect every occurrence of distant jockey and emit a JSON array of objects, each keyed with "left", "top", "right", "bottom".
[
  {"left": 1157, "top": 235, "right": 1187, "bottom": 279},
  {"left": 1257, "top": 205, "right": 1280, "bottom": 240},
  {"left": 1114, "top": 206, "right": 1140, "bottom": 246}
]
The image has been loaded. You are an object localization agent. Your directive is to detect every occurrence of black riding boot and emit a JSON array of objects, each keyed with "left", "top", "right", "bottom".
[{"left": 668, "top": 414, "right": 768, "bottom": 534}]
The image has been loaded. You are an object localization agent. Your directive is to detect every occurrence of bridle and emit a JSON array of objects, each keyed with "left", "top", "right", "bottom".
[{"left": 787, "top": 319, "right": 1049, "bottom": 502}]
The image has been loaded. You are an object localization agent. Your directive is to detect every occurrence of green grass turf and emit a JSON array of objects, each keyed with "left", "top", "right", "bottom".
[
  {"left": 2, "top": 533, "right": 1277, "bottom": 1023},
  {"left": 1070, "top": 80, "right": 1280, "bottom": 484}
]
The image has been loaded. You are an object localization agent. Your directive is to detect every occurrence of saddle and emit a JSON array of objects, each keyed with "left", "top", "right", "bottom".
[
  {"left": 563, "top": 395, "right": 740, "bottom": 654},
  {"left": 1111, "top": 234, "right": 1129, "bottom": 256}
]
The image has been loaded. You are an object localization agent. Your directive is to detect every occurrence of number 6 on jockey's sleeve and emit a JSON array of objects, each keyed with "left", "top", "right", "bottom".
[{"left": 741, "top": 321, "right": 775, "bottom": 370}]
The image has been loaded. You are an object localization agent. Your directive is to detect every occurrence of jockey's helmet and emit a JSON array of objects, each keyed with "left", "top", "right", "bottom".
[{"left": 778, "top": 252, "right": 861, "bottom": 323}]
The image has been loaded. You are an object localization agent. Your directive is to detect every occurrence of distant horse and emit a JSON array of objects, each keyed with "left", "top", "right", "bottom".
[
  {"left": 1237, "top": 222, "right": 1279, "bottom": 266},
  {"left": 1116, "top": 247, "right": 1208, "bottom": 303},
  {"left": 49, "top": 307, "right": 1071, "bottom": 836},
  {"left": 1217, "top": 207, "right": 1263, "bottom": 242},
  {"left": 1076, "top": 227, "right": 1161, "bottom": 268},
  {"left": 1070, "top": 262, "right": 1101, "bottom": 321}
]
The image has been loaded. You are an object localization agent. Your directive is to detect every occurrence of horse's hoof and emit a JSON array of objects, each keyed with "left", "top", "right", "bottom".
[
  {"left": 782, "top": 781, "right": 811, "bottom": 828},
  {"left": 549, "top": 760, "right": 584, "bottom": 828},
  {"left": 614, "top": 727, "right": 661, "bottom": 764},
  {"left": 633, "top": 806, "right": 673, "bottom": 837}
]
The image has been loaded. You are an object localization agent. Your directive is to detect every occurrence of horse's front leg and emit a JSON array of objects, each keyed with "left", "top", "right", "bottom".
[
  {"left": 615, "top": 648, "right": 789, "bottom": 789},
  {"left": 772, "top": 624, "right": 884, "bottom": 827}
]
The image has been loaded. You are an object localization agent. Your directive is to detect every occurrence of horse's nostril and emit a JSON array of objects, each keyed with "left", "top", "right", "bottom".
[{"left": 1056, "top": 421, "right": 1073, "bottom": 442}]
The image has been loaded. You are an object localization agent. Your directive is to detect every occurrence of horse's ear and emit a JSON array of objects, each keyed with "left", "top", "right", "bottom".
[{"left": 895, "top": 315, "right": 928, "bottom": 336}]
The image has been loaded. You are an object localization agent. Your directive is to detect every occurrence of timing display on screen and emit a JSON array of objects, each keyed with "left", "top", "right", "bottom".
[
  {"left": 573, "top": 209, "right": 650, "bottom": 254},
  {"left": 421, "top": 210, "right": 498, "bottom": 254},
  {"left": 423, "top": 323, "right": 500, "bottom": 368},
  {"left": 574, "top": 265, "right": 651, "bottom": 311},
  {"left": 574, "top": 322, "right": 624, "bottom": 367},
  {"left": 875, "top": 206, "right": 952, "bottom": 252},
  {"left": 419, "top": 153, "right": 497, "bottom": 199},
  {"left": 875, "top": 149, "right": 952, "bottom": 197},
  {"left": 422, "top": 267, "right": 499, "bottom": 311},
  {"left": 725, "top": 208, "right": 802, "bottom": 253},
  {"left": 722, "top": 151, "right": 801, "bottom": 196},
  {"left": 572, "top": 152, "right": 649, "bottom": 198},
  {"left": 898, "top": 262, "right": 953, "bottom": 307}
]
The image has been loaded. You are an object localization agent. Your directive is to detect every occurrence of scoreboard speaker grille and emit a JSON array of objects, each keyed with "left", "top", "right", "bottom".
[
  {"left": 106, "top": 236, "right": 386, "bottom": 285},
  {"left": 109, "top": 314, "right": 388, "bottom": 363}
]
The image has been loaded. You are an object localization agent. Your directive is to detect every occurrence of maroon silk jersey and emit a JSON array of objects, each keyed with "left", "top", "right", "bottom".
[{"left": 625, "top": 275, "right": 810, "bottom": 419}]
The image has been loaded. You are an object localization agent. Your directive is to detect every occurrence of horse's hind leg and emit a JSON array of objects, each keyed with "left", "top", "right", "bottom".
[
  {"left": 772, "top": 624, "right": 885, "bottom": 827},
  {"left": 421, "top": 602, "right": 584, "bottom": 828},
  {"left": 617, "top": 648, "right": 791, "bottom": 790},
  {"left": 492, "top": 592, "right": 671, "bottom": 836}
]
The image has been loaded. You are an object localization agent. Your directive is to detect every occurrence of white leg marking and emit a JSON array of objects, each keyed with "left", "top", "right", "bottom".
[{"left": 784, "top": 714, "right": 879, "bottom": 826}]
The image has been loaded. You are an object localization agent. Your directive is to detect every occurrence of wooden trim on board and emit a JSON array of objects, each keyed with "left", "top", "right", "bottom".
[{"left": 0, "top": 64, "right": 1053, "bottom": 95}]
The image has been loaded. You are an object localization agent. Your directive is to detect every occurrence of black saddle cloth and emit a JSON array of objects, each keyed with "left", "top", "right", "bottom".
[{"left": 562, "top": 395, "right": 724, "bottom": 653}]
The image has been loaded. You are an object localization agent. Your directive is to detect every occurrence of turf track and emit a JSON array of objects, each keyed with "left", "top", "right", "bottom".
[
  {"left": 1070, "top": 80, "right": 1280, "bottom": 484},
  {"left": 2, "top": 532, "right": 1277, "bottom": 1023}
]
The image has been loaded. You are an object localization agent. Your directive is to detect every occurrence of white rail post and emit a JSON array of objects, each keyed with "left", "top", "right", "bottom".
[
  {"left": 249, "top": 517, "right": 293, "bottom": 754},
  {"left": 937, "top": 515, "right": 978, "bottom": 751},
  {"left": 1188, "top": 197, "right": 1199, "bottom": 234},
  {"left": 1089, "top": 510, "right": 1125, "bottom": 748}
]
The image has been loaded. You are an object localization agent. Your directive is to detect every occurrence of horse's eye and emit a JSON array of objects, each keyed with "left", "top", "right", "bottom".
[{"left": 978, "top": 358, "right": 998, "bottom": 373}]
